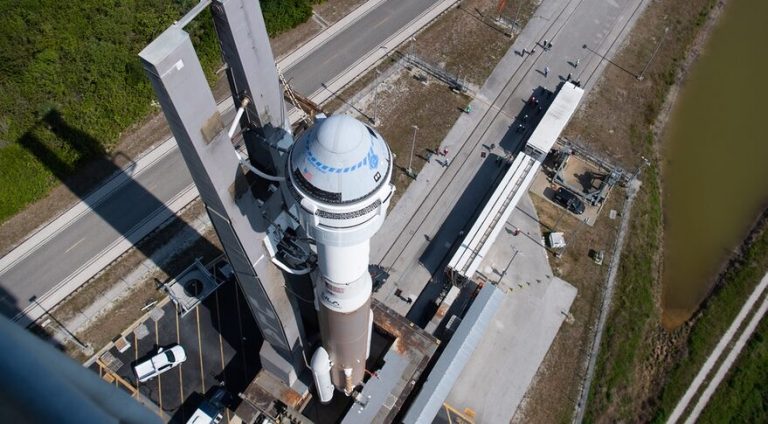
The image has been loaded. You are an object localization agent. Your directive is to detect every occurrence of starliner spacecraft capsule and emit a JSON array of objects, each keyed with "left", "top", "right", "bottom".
[{"left": 284, "top": 115, "right": 394, "bottom": 402}]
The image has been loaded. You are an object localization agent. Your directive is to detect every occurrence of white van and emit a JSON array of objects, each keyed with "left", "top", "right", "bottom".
[
  {"left": 186, "top": 387, "right": 229, "bottom": 424},
  {"left": 133, "top": 345, "right": 186, "bottom": 383}
]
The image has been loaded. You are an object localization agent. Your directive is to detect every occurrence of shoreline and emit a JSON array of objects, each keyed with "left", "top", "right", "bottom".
[{"left": 652, "top": 0, "right": 731, "bottom": 329}]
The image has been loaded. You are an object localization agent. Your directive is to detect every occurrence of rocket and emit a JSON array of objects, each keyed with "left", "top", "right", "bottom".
[{"left": 284, "top": 114, "right": 394, "bottom": 402}]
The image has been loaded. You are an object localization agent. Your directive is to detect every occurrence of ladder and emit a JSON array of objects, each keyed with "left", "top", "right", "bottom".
[{"left": 276, "top": 62, "right": 312, "bottom": 126}]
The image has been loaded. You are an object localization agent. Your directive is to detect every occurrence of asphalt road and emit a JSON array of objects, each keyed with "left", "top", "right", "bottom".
[
  {"left": 285, "top": 0, "right": 432, "bottom": 96},
  {"left": 0, "top": 150, "right": 192, "bottom": 315},
  {"left": 0, "top": 0, "right": 439, "bottom": 318}
]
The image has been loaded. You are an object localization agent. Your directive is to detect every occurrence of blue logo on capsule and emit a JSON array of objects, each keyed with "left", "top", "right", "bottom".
[{"left": 368, "top": 148, "right": 379, "bottom": 170}]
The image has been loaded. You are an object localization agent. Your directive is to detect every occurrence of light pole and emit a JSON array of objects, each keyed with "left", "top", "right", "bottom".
[
  {"left": 372, "top": 69, "right": 382, "bottom": 126},
  {"left": 408, "top": 125, "right": 418, "bottom": 178},
  {"left": 497, "top": 248, "right": 519, "bottom": 285},
  {"left": 29, "top": 295, "right": 90, "bottom": 353},
  {"left": 629, "top": 155, "right": 651, "bottom": 182},
  {"left": 513, "top": 0, "right": 524, "bottom": 29},
  {"left": 637, "top": 27, "right": 668, "bottom": 80}
]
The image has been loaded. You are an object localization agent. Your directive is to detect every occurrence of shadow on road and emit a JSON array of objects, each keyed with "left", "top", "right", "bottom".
[
  {"left": 14, "top": 109, "right": 218, "bottom": 320},
  {"left": 403, "top": 156, "right": 508, "bottom": 327}
]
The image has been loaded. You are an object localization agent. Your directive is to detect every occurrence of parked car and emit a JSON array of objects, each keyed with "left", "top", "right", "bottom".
[
  {"left": 186, "top": 387, "right": 232, "bottom": 424},
  {"left": 553, "top": 188, "right": 585, "bottom": 215},
  {"left": 133, "top": 345, "right": 187, "bottom": 383}
]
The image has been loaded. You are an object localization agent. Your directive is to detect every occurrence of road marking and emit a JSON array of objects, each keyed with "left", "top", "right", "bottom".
[
  {"left": 64, "top": 237, "right": 86, "bottom": 253},
  {"left": 196, "top": 306, "right": 205, "bottom": 392},
  {"left": 156, "top": 319, "right": 163, "bottom": 411},
  {"left": 176, "top": 304, "right": 185, "bottom": 418}
]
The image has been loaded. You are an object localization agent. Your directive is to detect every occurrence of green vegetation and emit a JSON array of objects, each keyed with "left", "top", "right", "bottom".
[
  {"left": 652, "top": 217, "right": 768, "bottom": 422},
  {"left": 262, "top": 0, "right": 319, "bottom": 36},
  {"left": 0, "top": 0, "right": 319, "bottom": 223},
  {"left": 585, "top": 133, "right": 661, "bottom": 422},
  {"left": 583, "top": 0, "right": 720, "bottom": 421},
  {"left": 699, "top": 318, "right": 768, "bottom": 423}
]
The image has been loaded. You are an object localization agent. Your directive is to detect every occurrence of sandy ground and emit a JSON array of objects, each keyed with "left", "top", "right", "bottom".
[{"left": 325, "top": 0, "right": 532, "bottom": 206}]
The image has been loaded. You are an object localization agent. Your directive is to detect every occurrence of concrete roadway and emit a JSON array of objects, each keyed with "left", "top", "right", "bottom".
[
  {"left": 371, "top": 0, "right": 647, "bottom": 321},
  {"left": 0, "top": 148, "right": 192, "bottom": 317},
  {"left": 0, "top": 0, "right": 441, "bottom": 318},
  {"left": 286, "top": 0, "right": 432, "bottom": 97}
]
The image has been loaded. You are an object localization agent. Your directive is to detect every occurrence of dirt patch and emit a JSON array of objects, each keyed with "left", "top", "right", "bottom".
[
  {"left": 323, "top": 0, "right": 535, "bottom": 206},
  {"left": 409, "top": 1, "right": 527, "bottom": 87}
]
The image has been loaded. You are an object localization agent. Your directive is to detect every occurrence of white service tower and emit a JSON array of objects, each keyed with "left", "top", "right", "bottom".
[{"left": 284, "top": 115, "right": 394, "bottom": 402}]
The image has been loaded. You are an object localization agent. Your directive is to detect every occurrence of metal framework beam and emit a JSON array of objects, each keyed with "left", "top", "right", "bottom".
[{"left": 139, "top": 23, "right": 306, "bottom": 384}]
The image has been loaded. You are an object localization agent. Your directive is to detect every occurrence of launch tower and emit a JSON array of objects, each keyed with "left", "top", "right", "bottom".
[{"left": 139, "top": 0, "right": 393, "bottom": 404}]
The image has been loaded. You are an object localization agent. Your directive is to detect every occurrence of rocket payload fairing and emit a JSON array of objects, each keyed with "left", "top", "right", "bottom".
[{"left": 284, "top": 115, "right": 394, "bottom": 402}]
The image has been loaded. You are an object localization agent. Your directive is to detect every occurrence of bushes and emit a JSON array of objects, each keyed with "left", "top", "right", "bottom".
[
  {"left": 0, "top": 0, "right": 317, "bottom": 222},
  {"left": 261, "top": 0, "right": 314, "bottom": 36}
]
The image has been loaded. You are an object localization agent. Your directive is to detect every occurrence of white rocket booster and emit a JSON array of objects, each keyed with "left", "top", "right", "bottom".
[{"left": 285, "top": 115, "right": 394, "bottom": 401}]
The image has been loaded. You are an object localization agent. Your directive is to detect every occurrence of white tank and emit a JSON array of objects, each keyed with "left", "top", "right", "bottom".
[
  {"left": 310, "top": 347, "right": 334, "bottom": 404},
  {"left": 367, "top": 310, "right": 373, "bottom": 360}
]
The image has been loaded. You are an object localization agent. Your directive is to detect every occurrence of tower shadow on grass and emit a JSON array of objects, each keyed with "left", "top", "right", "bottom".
[{"left": 13, "top": 109, "right": 218, "bottom": 320}]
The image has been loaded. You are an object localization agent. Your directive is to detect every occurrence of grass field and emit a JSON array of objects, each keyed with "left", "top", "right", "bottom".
[
  {"left": 698, "top": 317, "right": 768, "bottom": 423},
  {"left": 652, "top": 215, "right": 768, "bottom": 422},
  {"left": 0, "top": 0, "right": 316, "bottom": 223},
  {"left": 585, "top": 143, "right": 661, "bottom": 423}
]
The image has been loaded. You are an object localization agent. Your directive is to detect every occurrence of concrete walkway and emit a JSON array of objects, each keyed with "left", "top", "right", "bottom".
[
  {"left": 668, "top": 272, "right": 768, "bottom": 424},
  {"left": 443, "top": 194, "right": 577, "bottom": 422},
  {"left": 371, "top": 0, "right": 648, "bottom": 319},
  {"left": 685, "top": 288, "right": 768, "bottom": 422}
]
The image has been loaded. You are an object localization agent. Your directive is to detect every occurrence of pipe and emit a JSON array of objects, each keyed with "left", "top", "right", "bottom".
[
  {"left": 228, "top": 102, "right": 248, "bottom": 138},
  {"left": 271, "top": 257, "right": 312, "bottom": 275},
  {"left": 229, "top": 97, "right": 285, "bottom": 182},
  {"left": 234, "top": 149, "right": 285, "bottom": 181}
]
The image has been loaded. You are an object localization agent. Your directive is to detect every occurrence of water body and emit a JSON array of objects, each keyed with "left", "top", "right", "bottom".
[{"left": 661, "top": 0, "right": 768, "bottom": 328}]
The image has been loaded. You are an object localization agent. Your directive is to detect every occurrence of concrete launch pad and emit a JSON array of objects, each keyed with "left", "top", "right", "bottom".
[
  {"left": 443, "top": 193, "right": 577, "bottom": 422},
  {"left": 234, "top": 298, "right": 438, "bottom": 424}
]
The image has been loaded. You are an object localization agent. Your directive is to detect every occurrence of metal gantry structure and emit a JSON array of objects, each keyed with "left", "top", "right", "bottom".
[{"left": 139, "top": 0, "right": 394, "bottom": 403}]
